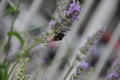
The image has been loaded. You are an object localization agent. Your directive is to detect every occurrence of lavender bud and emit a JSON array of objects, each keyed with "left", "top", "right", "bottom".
[{"left": 49, "top": 20, "right": 55, "bottom": 28}]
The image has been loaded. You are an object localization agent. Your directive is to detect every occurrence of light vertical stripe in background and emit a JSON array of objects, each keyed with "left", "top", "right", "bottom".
[
  {"left": 89, "top": 22, "right": 120, "bottom": 80},
  {"left": 0, "top": 0, "right": 8, "bottom": 17}
]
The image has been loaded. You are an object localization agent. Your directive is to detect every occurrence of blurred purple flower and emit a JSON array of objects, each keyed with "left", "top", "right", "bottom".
[
  {"left": 70, "top": 61, "right": 89, "bottom": 80},
  {"left": 88, "top": 46, "right": 97, "bottom": 57},
  {"left": 106, "top": 71, "right": 120, "bottom": 80},
  {"left": 49, "top": 0, "right": 82, "bottom": 41},
  {"left": 65, "top": 0, "right": 82, "bottom": 21},
  {"left": 68, "top": 0, "right": 81, "bottom": 14},
  {"left": 101, "top": 26, "right": 107, "bottom": 32},
  {"left": 8, "top": 51, "right": 13, "bottom": 60},
  {"left": 78, "top": 61, "right": 89, "bottom": 70},
  {"left": 76, "top": 61, "right": 89, "bottom": 75},
  {"left": 40, "top": 58, "right": 46, "bottom": 65},
  {"left": 112, "top": 61, "right": 118, "bottom": 67},
  {"left": 72, "top": 15, "right": 79, "bottom": 21},
  {"left": 49, "top": 20, "right": 55, "bottom": 28}
]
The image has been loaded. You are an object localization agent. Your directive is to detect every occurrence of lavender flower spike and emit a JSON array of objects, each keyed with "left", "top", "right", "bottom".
[
  {"left": 106, "top": 71, "right": 120, "bottom": 80},
  {"left": 70, "top": 61, "right": 89, "bottom": 80},
  {"left": 65, "top": 0, "right": 82, "bottom": 21},
  {"left": 106, "top": 62, "right": 120, "bottom": 80},
  {"left": 76, "top": 61, "right": 89, "bottom": 75},
  {"left": 49, "top": 0, "right": 82, "bottom": 41}
]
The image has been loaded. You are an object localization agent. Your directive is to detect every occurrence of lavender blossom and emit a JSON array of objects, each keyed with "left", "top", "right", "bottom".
[
  {"left": 70, "top": 27, "right": 106, "bottom": 80},
  {"left": 49, "top": 0, "right": 82, "bottom": 41},
  {"left": 106, "top": 62, "right": 120, "bottom": 80},
  {"left": 76, "top": 61, "right": 89, "bottom": 75},
  {"left": 80, "top": 27, "right": 106, "bottom": 54},
  {"left": 66, "top": 0, "right": 82, "bottom": 21},
  {"left": 106, "top": 71, "right": 120, "bottom": 80},
  {"left": 49, "top": 20, "right": 55, "bottom": 28},
  {"left": 70, "top": 61, "right": 90, "bottom": 80},
  {"left": 88, "top": 46, "right": 97, "bottom": 58}
]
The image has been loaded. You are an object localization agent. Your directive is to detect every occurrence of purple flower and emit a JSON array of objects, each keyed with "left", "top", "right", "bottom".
[
  {"left": 106, "top": 71, "right": 120, "bottom": 80},
  {"left": 101, "top": 26, "right": 107, "bottom": 32},
  {"left": 88, "top": 46, "right": 97, "bottom": 57},
  {"left": 112, "top": 61, "right": 118, "bottom": 67},
  {"left": 68, "top": 0, "right": 81, "bottom": 14},
  {"left": 72, "top": 15, "right": 79, "bottom": 21},
  {"left": 70, "top": 61, "right": 90, "bottom": 80},
  {"left": 76, "top": 61, "right": 89, "bottom": 75},
  {"left": 8, "top": 51, "right": 14, "bottom": 60},
  {"left": 65, "top": 0, "right": 82, "bottom": 21},
  {"left": 49, "top": 20, "right": 55, "bottom": 28},
  {"left": 78, "top": 61, "right": 89, "bottom": 70},
  {"left": 49, "top": 0, "right": 82, "bottom": 41}
]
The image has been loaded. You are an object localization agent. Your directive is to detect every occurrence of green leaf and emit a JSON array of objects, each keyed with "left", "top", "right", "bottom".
[
  {"left": 0, "top": 62, "right": 9, "bottom": 80},
  {"left": 2, "top": 7, "right": 14, "bottom": 17},
  {"left": 2, "top": 2, "right": 19, "bottom": 17},
  {"left": 7, "top": 31, "right": 24, "bottom": 46}
]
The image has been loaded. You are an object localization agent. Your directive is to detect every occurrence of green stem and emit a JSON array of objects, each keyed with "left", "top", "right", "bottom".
[
  {"left": 63, "top": 57, "right": 76, "bottom": 80},
  {"left": 65, "top": 38, "right": 72, "bottom": 68},
  {"left": 7, "top": 41, "right": 42, "bottom": 80},
  {"left": 5, "top": 12, "right": 18, "bottom": 54},
  {"left": 5, "top": 0, "right": 22, "bottom": 54},
  {"left": 7, "top": 56, "right": 20, "bottom": 80}
]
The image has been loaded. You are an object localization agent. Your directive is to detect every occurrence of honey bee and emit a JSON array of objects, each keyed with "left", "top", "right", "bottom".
[{"left": 52, "top": 32, "right": 65, "bottom": 41}]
